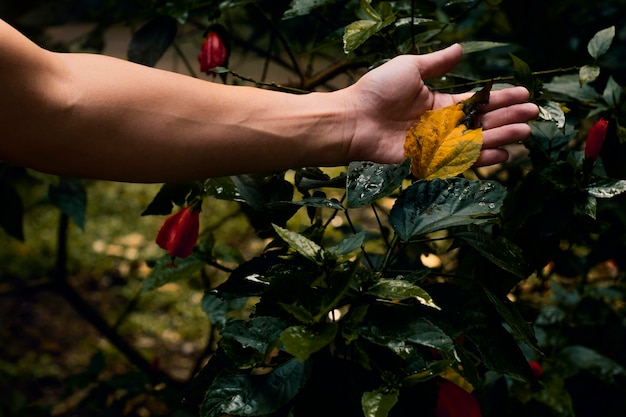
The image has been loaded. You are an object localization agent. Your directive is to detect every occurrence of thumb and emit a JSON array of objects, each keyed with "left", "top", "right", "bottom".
[{"left": 416, "top": 43, "right": 463, "bottom": 80}]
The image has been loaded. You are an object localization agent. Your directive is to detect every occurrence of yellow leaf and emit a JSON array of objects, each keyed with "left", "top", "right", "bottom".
[{"left": 404, "top": 83, "right": 492, "bottom": 180}]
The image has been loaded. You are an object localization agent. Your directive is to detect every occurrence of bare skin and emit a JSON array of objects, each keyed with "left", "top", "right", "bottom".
[{"left": 0, "top": 20, "right": 538, "bottom": 183}]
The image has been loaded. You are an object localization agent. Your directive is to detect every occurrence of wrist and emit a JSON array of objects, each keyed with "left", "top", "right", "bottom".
[{"left": 290, "top": 90, "right": 354, "bottom": 168}]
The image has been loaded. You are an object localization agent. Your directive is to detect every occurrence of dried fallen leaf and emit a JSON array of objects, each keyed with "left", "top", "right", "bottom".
[{"left": 404, "top": 82, "right": 492, "bottom": 180}]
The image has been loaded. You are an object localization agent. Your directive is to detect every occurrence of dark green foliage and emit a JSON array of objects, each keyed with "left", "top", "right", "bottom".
[{"left": 128, "top": 15, "right": 179, "bottom": 67}]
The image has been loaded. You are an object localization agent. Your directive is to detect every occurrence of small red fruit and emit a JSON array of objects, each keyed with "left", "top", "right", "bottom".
[
  {"left": 584, "top": 118, "right": 608, "bottom": 160},
  {"left": 198, "top": 30, "right": 228, "bottom": 76},
  {"left": 436, "top": 380, "right": 482, "bottom": 417},
  {"left": 528, "top": 360, "right": 543, "bottom": 378},
  {"left": 156, "top": 205, "right": 200, "bottom": 261}
]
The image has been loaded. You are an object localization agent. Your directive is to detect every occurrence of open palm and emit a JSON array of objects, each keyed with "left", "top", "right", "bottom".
[{"left": 341, "top": 44, "right": 539, "bottom": 167}]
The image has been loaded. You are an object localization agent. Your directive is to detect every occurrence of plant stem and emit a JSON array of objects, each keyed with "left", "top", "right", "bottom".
[
  {"left": 224, "top": 68, "right": 310, "bottom": 94},
  {"left": 344, "top": 209, "right": 376, "bottom": 269},
  {"left": 379, "top": 234, "right": 400, "bottom": 272}
]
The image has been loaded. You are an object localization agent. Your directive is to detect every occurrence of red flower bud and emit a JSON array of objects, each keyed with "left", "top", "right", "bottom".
[
  {"left": 436, "top": 380, "right": 482, "bottom": 417},
  {"left": 584, "top": 118, "right": 608, "bottom": 160},
  {"left": 528, "top": 360, "right": 543, "bottom": 378},
  {"left": 198, "top": 31, "right": 228, "bottom": 76},
  {"left": 156, "top": 206, "right": 200, "bottom": 260}
]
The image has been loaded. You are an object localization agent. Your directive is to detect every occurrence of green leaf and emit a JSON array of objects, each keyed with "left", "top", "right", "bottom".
[
  {"left": 558, "top": 345, "right": 626, "bottom": 384},
  {"left": 368, "top": 279, "right": 440, "bottom": 310},
  {"left": 283, "top": 0, "right": 332, "bottom": 19},
  {"left": 510, "top": 53, "right": 536, "bottom": 94},
  {"left": 394, "top": 16, "right": 434, "bottom": 28},
  {"left": 232, "top": 174, "right": 292, "bottom": 210},
  {"left": 328, "top": 230, "right": 366, "bottom": 260},
  {"left": 537, "top": 100, "right": 566, "bottom": 128},
  {"left": 377, "top": 1, "right": 394, "bottom": 20},
  {"left": 343, "top": 0, "right": 395, "bottom": 54},
  {"left": 460, "top": 41, "right": 508, "bottom": 54},
  {"left": 579, "top": 64, "right": 600, "bottom": 86},
  {"left": 201, "top": 358, "right": 311, "bottom": 417},
  {"left": 360, "top": 317, "right": 454, "bottom": 353},
  {"left": 587, "top": 26, "right": 615, "bottom": 59},
  {"left": 431, "top": 286, "right": 536, "bottom": 381},
  {"left": 581, "top": 194, "right": 597, "bottom": 219},
  {"left": 528, "top": 121, "right": 576, "bottom": 163},
  {"left": 389, "top": 178, "right": 506, "bottom": 241},
  {"left": 587, "top": 178, "right": 626, "bottom": 198},
  {"left": 479, "top": 284, "right": 539, "bottom": 353},
  {"left": 360, "top": 0, "right": 381, "bottom": 20},
  {"left": 142, "top": 253, "right": 205, "bottom": 292},
  {"left": 346, "top": 160, "right": 410, "bottom": 208},
  {"left": 48, "top": 177, "right": 87, "bottom": 229},
  {"left": 343, "top": 19, "right": 380, "bottom": 54},
  {"left": 362, "top": 387, "right": 399, "bottom": 417},
  {"left": 141, "top": 182, "right": 197, "bottom": 215},
  {"left": 127, "top": 15, "right": 178, "bottom": 67},
  {"left": 273, "top": 224, "right": 324, "bottom": 264},
  {"left": 235, "top": 174, "right": 298, "bottom": 238},
  {"left": 602, "top": 76, "right": 622, "bottom": 107},
  {"left": 219, "top": 0, "right": 257, "bottom": 11},
  {"left": 0, "top": 180, "right": 24, "bottom": 240},
  {"left": 402, "top": 359, "right": 456, "bottom": 386},
  {"left": 453, "top": 226, "right": 528, "bottom": 278},
  {"left": 279, "top": 302, "right": 315, "bottom": 324},
  {"left": 316, "top": 258, "right": 360, "bottom": 321},
  {"left": 222, "top": 317, "right": 288, "bottom": 354},
  {"left": 276, "top": 196, "right": 344, "bottom": 211},
  {"left": 280, "top": 323, "right": 338, "bottom": 361},
  {"left": 466, "top": 313, "right": 536, "bottom": 381},
  {"left": 543, "top": 74, "right": 600, "bottom": 102},
  {"left": 201, "top": 294, "right": 248, "bottom": 327},
  {"left": 204, "top": 176, "right": 240, "bottom": 201}
]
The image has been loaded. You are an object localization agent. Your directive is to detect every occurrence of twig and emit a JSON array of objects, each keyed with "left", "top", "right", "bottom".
[
  {"left": 222, "top": 68, "right": 310, "bottom": 94},
  {"left": 254, "top": 4, "right": 304, "bottom": 85}
]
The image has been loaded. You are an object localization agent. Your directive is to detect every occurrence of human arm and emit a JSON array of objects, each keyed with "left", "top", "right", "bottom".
[{"left": 0, "top": 20, "right": 538, "bottom": 183}]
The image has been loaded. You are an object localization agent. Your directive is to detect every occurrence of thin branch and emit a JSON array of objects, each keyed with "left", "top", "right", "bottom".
[
  {"left": 293, "top": 60, "right": 370, "bottom": 91},
  {"left": 220, "top": 68, "right": 310, "bottom": 94},
  {"left": 344, "top": 209, "right": 376, "bottom": 269},
  {"left": 253, "top": 4, "right": 304, "bottom": 85}
]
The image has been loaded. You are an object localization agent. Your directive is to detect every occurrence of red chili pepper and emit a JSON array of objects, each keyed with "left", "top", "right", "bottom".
[
  {"left": 198, "top": 30, "right": 228, "bottom": 76},
  {"left": 528, "top": 360, "right": 543, "bottom": 378},
  {"left": 584, "top": 118, "right": 609, "bottom": 160},
  {"left": 436, "top": 380, "right": 482, "bottom": 417},
  {"left": 156, "top": 206, "right": 200, "bottom": 261}
]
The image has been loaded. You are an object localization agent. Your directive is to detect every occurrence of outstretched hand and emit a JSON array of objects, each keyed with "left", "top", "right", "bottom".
[{"left": 340, "top": 43, "right": 539, "bottom": 167}]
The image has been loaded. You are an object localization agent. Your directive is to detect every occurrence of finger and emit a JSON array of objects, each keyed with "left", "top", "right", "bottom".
[
  {"left": 474, "top": 148, "right": 510, "bottom": 167},
  {"left": 452, "top": 86, "right": 531, "bottom": 111},
  {"left": 417, "top": 43, "right": 463, "bottom": 80},
  {"left": 480, "top": 102, "right": 539, "bottom": 130},
  {"left": 481, "top": 86, "right": 531, "bottom": 112},
  {"left": 482, "top": 123, "right": 532, "bottom": 149}
]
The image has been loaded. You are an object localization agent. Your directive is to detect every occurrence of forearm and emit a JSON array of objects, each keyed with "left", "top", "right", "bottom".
[
  {"left": 57, "top": 54, "right": 352, "bottom": 182},
  {"left": 0, "top": 23, "right": 351, "bottom": 182}
]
